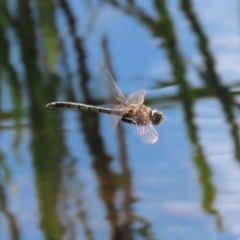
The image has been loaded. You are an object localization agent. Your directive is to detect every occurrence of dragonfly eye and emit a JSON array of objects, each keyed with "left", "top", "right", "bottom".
[{"left": 151, "top": 110, "right": 164, "bottom": 125}]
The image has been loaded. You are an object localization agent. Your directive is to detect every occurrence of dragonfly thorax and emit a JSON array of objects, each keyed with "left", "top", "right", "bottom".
[{"left": 151, "top": 110, "right": 164, "bottom": 125}]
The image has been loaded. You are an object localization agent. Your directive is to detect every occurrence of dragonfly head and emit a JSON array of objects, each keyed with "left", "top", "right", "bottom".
[{"left": 151, "top": 110, "right": 164, "bottom": 125}]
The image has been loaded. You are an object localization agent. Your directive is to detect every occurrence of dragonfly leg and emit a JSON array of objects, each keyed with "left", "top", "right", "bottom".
[{"left": 121, "top": 118, "right": 137, "bottom": 125}]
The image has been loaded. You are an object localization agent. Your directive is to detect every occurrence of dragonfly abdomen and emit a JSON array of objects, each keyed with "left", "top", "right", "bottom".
[{"left": 45, "top": 102, "right": 123, "bottom": 116}]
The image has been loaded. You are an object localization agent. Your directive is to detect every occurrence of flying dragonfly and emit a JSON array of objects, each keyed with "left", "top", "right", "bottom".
[{"left": 46, "top": 64, "right": 164, "bottom": 144}]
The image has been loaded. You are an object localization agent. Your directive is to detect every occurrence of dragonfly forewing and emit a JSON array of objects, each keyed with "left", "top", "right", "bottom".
[
  {"left": 127, "top": 90, "right": 146, "bottom": 105},
  {"left": 98, "top": 63, "right": 129, "bottom": 106}
]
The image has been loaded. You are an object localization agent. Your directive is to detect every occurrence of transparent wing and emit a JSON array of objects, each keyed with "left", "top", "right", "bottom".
[
  {"left": 136, "top": 124, "right": 158, "bottom": 144},
  {"left": 97, "top": 63, "right": 129, "bottom": 107},
  {"left": 110, "top": 104, "right": 123, "bottom": 129},
  {"left": 127, "top": 90, "right": 146, "bottom": 105},
  {"left": 124, "top": 106, "right": 158, "bottom": 144}
]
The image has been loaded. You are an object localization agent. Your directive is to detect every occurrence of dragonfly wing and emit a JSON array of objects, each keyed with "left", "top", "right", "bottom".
[
  {"left": 109, "top": 104, "right": 123, "bottom": 129},
  {"left": 97, "top": 63, "right": 129, "bottom": 106},
  {"left": 127, "top": 90, "right": 146, "bottom": 105},
  {"left": 110, "top": 114, "right": 122, "bottom": 129},
  {"left": 131, "top": 109, "right": 158, "bottom": 144},
  {"left": 136, "top": 124, "right": 158, "bottom": 144}
]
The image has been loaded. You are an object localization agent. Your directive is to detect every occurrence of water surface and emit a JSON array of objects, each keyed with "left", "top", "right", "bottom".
[{"left": 1, "top": 1, "right": 240, "bottom": 239}]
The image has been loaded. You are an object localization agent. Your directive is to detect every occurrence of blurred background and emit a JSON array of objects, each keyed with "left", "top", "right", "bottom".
[{"left": 1, "top": 0, "right": 240, "bottom": 239}]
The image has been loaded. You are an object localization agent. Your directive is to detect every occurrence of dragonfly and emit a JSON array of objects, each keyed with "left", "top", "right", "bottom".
[{"left": 46, "top": 64, "right": 164, "bottom": 144}]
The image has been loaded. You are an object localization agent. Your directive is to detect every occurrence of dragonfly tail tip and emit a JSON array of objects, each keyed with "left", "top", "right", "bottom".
[{"left": 45, "top": 103, "right": 53, "bottom": 108}]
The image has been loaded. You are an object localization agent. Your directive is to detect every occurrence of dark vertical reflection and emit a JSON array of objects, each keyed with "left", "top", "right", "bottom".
[
  {"left": 0, "top": 0, "right": 22, "bottom": 148},
  {"left": 58, "top": 157, "right": 94, "bottom": 240},
  {"left": 0, "top": 150, "right": 18, "bottom": 238},
  {"left": 59, "top": 1, "right": 121, "bottom": 239},
  {"left": 102, "top": 36, "right": 155, "bottom": 239},
  {"left": 102, "top": 36, "right": 134, "bottom": 240},
  {"left": 15, "top": 0, "right": 65, "bottom": 239},
  {"left": 180, "top": 0, "right": 240, "bottom": 163},
  {"left": 180, "top": 0, "right": 230, "bottom": 229},
  {"left": 0, "top": 1, "right": 20, "bottom": 238},
  {"left": 0, "top": 185, "right": 19, "bottom": 240},
  {"left": 76, "top": 196, "right": 94, "bottom": 240},
  {"left": 106, "top": 0, "right": 222, "bottom": 230},
  {"left": 154, "top": 0, "right": 221, "bottom": 230},
  {"left": 37, "top": 0, "right": 58, "bottom": 70}
]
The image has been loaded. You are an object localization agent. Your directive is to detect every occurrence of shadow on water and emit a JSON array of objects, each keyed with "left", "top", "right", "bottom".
[{"left": 0, "top": 0, "right": 240, "bottom": 239}]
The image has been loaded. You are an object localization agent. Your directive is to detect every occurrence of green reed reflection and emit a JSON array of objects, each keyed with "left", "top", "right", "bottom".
[
  {"left": 106, "top": 0, "right": 226, "bottom": 230},
  {"left": 180, "top": 0, "right": 240, "bottom": 163},
  {"left": 15, "top": 0, "right": 65, "bottom": 239}
]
